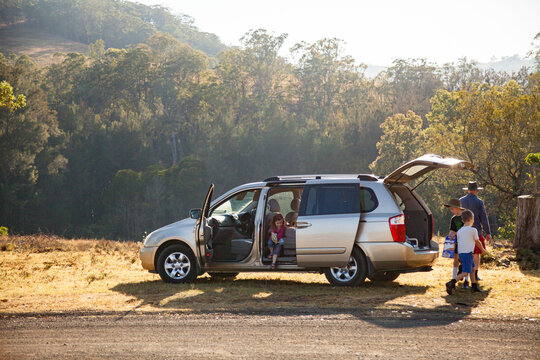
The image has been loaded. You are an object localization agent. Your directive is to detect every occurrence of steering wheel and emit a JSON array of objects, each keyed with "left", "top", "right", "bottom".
[
  {"left": 236, "top": 212, "right": 252, "bottom": 236},
  {"left": 208, "top": 218, "right": 219, "bottom": 228}
]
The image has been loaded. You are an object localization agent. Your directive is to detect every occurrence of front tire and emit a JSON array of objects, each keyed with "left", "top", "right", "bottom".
[
  {"left": 157, "top": 244, "right": 198, "bottom": 283},
  {"left": 324, "top": 247, "right": 367, "bottom": 286}
]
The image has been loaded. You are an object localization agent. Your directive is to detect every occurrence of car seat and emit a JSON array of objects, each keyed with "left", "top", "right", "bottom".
[
  {"left": 265, "top": 198, "right": 281, "bottom": 224},
  {"left": 285, "top": 198, "right": 300, "bottom": 227}
]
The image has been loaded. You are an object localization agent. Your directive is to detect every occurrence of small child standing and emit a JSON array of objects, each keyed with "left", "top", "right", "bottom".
[
  {"left": 445, "top": 210, "right": 487, "bottom": 294},
  {"left": 443, "top": 198, "right": 470, "bottom": 288}
]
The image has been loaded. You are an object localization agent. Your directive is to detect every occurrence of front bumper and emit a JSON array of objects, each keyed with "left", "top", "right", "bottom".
[{"left": 139, "top": 246, "right": 157, "bottom": 271}]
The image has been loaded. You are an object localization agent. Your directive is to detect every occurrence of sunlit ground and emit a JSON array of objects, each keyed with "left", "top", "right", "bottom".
[{"left": 0, "top": 235, "right": 538, "bottom": 320}]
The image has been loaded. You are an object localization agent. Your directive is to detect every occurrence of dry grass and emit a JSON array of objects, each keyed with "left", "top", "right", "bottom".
[{"left": 0, "top": 235, "right": 538, "bottom": 320}]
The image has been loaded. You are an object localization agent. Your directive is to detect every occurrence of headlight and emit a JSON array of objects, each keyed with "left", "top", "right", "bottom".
[{"left": 142, "top": 231, "right": 155, "bottom": 246}]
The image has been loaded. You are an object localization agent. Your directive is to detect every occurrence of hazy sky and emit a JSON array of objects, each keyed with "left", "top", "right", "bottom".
[{"left": 132, "top": 0, "right": 539, "bottom": 66}]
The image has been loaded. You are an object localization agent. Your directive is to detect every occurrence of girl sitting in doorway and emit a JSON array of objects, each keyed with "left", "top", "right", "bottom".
[{"left": 268, "top": 213, "right": 286, "bottom": 270}]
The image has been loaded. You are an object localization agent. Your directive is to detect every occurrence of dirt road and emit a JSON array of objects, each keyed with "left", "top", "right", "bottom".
[{"left": 1, "top": 311, "right": 538, "bottom": 359}]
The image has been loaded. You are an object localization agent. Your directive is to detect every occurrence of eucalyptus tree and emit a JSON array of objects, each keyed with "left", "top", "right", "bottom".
[
  {"left": 379, "top": 58, "right": 443, "bottom": 121},
  {"left": 369, "top": 111, "right": 425, "bottom": 176},
  {"left": 147, "top": 33, "right": 209, "bottom": 165},
  {"left": 0, "top": 55, "right": 59, "bottom": 232},
  {"left": 423, "top": 75, "right": 540, "bottom": 224}
]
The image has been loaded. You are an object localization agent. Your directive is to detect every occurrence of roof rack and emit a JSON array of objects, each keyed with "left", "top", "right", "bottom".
[
  {"left": 357, "top": 174, "right": 378, "bottom": 181},
  {"left": 265, "top": 179, "right": 307, "bottom": 186},
  {"left": 264, "top": 174, "right": 379, "bottom": 183}
]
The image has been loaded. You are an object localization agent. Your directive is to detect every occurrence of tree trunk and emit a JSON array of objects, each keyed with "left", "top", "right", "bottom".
[
  {"left": 513, "top": 195, "right": 540, "bottom": 250},
  {"left": 171, "top": 132, "right": 178, "bottom": 166}
]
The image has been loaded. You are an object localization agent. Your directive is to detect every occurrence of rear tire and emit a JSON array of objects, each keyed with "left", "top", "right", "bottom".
[
  {"left": 324, "top": 247, "right": 367, "bottom": 286},
  {"left": 157, "top": 244, "right": 198, "bottom": 283},
  {"left": 208, "top": 272, "right": 239, "bottom": 280},
  {"left": 368, "top": 271, "right": 400, "bottom": 282}
]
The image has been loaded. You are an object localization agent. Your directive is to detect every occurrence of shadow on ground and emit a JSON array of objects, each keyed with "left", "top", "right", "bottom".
[
  {"left": 516, "top": 249, "right": 540, "bottom": 276},
  {"left": 111, "top": 276, "right": 491, "bottom": 328}
]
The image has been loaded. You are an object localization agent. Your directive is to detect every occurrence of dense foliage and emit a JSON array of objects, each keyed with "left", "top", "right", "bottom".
[
  {"left": 0, "top": 80, "right": 26, "bottom": 111},
  {"left": 0, "top": 3, "right": 538, "bottom": 240}
]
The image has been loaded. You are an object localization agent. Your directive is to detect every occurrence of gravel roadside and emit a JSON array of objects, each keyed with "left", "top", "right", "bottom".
[{"left": 1, "top": 312, "right": 538, "bottom": 359}]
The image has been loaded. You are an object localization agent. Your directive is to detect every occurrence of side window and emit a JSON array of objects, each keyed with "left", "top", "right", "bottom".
[
  {"left": 267, "top": 190, "right": 295, "bottom": 215},
  {"left": 359, "top": 187, "right": 379, "bottom": 213},
  {"left": 299, "top": 184, "right": 361, "bottom": 216},
  {"left": 211, "top": 189, "right": 260, "bottom": 216}
]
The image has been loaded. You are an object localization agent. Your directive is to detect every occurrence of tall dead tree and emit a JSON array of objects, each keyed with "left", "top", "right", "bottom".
[{"left": 513, "top": 195, "right": 540, "bottom": 250}]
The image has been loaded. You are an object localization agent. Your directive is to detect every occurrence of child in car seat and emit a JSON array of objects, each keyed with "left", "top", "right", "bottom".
[{"left": 268, "top": 213, "right": 286, "bottom": 270}]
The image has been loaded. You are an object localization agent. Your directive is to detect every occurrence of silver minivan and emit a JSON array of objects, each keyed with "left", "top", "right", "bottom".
[{"left": 139, "top": 155, "right": 472, "bottom": 286}]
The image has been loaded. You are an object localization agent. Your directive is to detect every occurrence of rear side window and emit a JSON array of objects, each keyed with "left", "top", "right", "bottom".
[
  {"left": 299, "top": 184, "right": 361, "bottom": 216},
  {"left": 267, "top": 189, "right": 298, "bottom": 215},
  {"left": 299, "top": 184, "right": 378, "bottom": 215},
  {"left": 359, "top": 187, "right": 378, "bottom": 213}
]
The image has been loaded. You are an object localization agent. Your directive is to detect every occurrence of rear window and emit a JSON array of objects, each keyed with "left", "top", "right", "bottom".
[
  {"left": 299, "top": 184, "right": 378, "bottom": 216},
  {"left": 267, "top": 190, "right": 297, "bottom": 215}
]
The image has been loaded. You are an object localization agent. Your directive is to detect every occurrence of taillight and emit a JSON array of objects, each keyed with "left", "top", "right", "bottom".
[{"left": 389, "top": 214, "right": 406, "bottom": 242}]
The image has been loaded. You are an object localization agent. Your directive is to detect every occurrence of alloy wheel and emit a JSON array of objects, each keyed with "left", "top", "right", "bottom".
[
  {"left": 330, "top": 255, "right": 358, "bottom": 282},
  {"left": 164, "top": 252, "right": 191, "bottom": 280}
]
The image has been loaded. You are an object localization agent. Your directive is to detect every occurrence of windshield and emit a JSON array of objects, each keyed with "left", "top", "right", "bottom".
[{"left": 211, "top": 189, "right": 260, "bottom": 216}]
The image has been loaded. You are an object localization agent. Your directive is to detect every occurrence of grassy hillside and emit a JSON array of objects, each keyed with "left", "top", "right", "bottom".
[
  {"left": 0, "top": 22, "right": 88, "bottom": 66},
  {"left": 0, "top": 0, "right": 226, "bottom": 59},
  {"left": 0, "top": 235, "right": 538, "bottom": 318}
]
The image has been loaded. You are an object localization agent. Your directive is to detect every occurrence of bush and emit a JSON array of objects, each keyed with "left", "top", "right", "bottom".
[{"left": 497, "top": 210, "right": 516, "bottom": 240}]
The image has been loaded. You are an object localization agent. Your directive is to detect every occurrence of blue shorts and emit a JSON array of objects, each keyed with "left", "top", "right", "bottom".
[
  {"left": 458, "top": 252, "right": 475, "bottom": 274},
  {"left": 268, "top": 238, "right": 284, "bottom": 255}
]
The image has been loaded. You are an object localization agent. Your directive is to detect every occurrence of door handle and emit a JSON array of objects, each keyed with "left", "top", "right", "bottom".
[{"left": 296, "top": 221, "right": 312, "bottom": 228}]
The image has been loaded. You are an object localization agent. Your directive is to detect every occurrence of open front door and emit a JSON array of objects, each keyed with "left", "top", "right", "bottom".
[
  {"left": 196, "top": 184, "right": 214, "bottom": 265},
  {"left": 384, "top": 155, "right": 473, "bottom": 185}
]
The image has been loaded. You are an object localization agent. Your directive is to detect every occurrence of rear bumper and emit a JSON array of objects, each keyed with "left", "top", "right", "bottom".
[
  {"left": 360, "top": 240, "right": 439, "bottom": 272},
  {"left": 139, "top": 246, "right": 157, "bottom": 271}
]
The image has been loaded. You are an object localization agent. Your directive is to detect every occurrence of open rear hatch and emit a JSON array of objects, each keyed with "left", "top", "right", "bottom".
[
  {"left": 384, "top": 154, "right": 473, "bottom": 185},
  {"left": 384, "top": 155, "right": 473, "bottom": 249}
]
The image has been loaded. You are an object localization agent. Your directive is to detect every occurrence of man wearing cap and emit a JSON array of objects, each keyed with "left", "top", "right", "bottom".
[
  {"left": 444, "top": 198, "right": 468, "bottom": 287},
  {"left": 460, "top": 181, "right": 492, "bottom": 281}
]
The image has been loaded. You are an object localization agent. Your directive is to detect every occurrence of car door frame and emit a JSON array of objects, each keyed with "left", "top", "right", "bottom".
[
  {"left": 205, "top": 187, "right": 263, "bottom": 264},
  {"left": 193, "top": 184, "right": 269, "bottom": 272},
  {"left": 196, "top": 184, "right": 214, "bottom": 266}
]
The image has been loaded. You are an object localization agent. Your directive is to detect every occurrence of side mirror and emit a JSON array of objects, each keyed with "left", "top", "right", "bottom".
[{"left": 189, "top": 208, "right": 202, "bottom": 219}]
